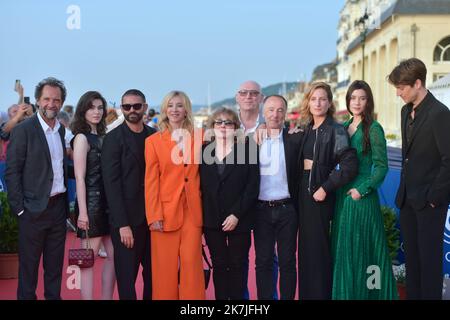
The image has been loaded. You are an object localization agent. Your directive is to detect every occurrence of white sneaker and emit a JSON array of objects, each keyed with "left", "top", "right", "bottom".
[{"left": 98, "top": 249, "right": 107, "bottom": 258}]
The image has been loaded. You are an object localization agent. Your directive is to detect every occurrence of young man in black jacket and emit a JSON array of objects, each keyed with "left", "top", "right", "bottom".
[{"left": 388, "top": 58, "right": 450, "bottom": 300}]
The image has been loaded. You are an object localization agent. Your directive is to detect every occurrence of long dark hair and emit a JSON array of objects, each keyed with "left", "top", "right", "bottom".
[
  {"left": 70, "top": 91, "right": 107, "bottom": 136},
  {"left": 345, "top": 80, "right": 374, "bottom": 154}
]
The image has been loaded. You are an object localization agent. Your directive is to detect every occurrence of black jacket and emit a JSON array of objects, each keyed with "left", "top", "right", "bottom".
[
  {"left": 396, "top": 91, "right": 450, "bottom": 209},
  {"left": 5, "top": 114, "right": 69, "bottom": 217},
  {"left": 298, "top": 116, "right": 358, "bottom": 195},
  {"left": 101, "top": 122, "right": 156, "bottom": 228},
  {"left": 200, "top": 140, "right": 260, "bottom": 232}
]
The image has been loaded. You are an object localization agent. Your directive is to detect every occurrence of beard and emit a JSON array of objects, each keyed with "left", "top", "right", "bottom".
[
  {"left": 124, "top": 111, "right": 144, "bottom": 124},
  {"left": 41, "top": 108, "right": 58, "bottom": 120}
]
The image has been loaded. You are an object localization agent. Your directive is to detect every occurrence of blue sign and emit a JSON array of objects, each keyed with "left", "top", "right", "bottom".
[{"left": 443, "top": 208, "right": 450, "bottom": 277}]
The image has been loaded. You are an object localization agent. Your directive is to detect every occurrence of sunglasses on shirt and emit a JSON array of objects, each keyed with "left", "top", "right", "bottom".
[{"left": 121, "top": 103, "right": 144, "bottom": 111}]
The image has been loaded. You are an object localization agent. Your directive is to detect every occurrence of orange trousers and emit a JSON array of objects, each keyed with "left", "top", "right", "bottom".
[{"left": 151, "top": 193, "right": 205, "bottom": 300}]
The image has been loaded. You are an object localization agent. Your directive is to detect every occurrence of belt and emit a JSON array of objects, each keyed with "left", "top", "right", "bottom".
[
  {"left": 258, "top": 198, "right": 291, "bottom": 207},
  {"left": 48, "top": 193, "right": 65, "bottom": 207}
]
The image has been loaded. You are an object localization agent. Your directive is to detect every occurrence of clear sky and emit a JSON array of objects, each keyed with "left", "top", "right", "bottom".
[{"left": 0, "top": 0, "right": 345, "bottom": 111}]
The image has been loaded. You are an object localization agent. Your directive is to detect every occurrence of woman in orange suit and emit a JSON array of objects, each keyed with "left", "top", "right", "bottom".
[{"left": 144, "top": 90, "right": 205, "bottom": 300}]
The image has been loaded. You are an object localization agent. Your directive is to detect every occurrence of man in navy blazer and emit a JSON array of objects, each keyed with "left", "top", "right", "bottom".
[{"left": 5, "top": 77, "right": 69, "bottom": 300}]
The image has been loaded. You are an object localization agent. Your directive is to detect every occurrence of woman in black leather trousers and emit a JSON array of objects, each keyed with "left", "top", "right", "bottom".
[{"left": 297, "top": 82, "right": 358, "bottom": 300}]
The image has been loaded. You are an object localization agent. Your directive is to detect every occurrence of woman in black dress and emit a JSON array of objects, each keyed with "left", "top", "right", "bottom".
[{"left": 71, "top": 91, "right": 115, "bottom": 299}]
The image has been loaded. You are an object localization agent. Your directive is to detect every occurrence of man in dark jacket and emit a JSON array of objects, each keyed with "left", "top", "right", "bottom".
[
  {"left": 253, "top": 95, "right": 302, "bottom": 300},
  {"left": 5, "top": 77, "right": 68, "bottom": 300},
  {"left": 389, "top": 58, "right": 450, "bottom": 300},
  {"left": 102, "top": 89, "right": 156, "bottom": 299}
]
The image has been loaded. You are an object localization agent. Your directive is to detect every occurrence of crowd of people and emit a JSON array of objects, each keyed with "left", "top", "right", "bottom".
[{"left": 2, "top": 57, "right": 450, "bottom": 300}]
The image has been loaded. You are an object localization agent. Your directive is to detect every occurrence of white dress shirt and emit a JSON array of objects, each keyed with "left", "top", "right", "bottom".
[
  {"left": 37, "top": 112, "right": 66, "bottom": 196},
  {"left": 239, "top": 113, "right": 260, "bottom": 135},
  {"left": 64, "top": 128, "right": 74, "bottom": 149},
  {"left": 258, "top": 130, "right": 290, "bottom": 201}
]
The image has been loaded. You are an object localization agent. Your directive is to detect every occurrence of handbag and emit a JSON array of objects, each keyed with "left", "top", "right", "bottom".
[
  {"left": 202, "top": 245, "right": 212, "bottom": 289},
  {"left": 68, "top": 228, "right": 94, "bottom": 269}
]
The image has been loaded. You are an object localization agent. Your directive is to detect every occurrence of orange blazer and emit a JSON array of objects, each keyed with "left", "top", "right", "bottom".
[{"left": 145, "top": 129, "right": 203, "bottom": 231}]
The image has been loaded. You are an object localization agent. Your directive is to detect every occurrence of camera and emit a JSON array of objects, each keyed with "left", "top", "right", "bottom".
[{"left": 23, "top": 97, "right": 36, "bottom": 115}]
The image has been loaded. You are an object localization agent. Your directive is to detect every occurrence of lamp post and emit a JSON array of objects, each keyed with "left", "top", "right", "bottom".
[
  {"left": 411, "top": 23, "right": 418, "bottom": 58},
  {"left": 355, "top": 11, "right": 369, "bottom": 81}
]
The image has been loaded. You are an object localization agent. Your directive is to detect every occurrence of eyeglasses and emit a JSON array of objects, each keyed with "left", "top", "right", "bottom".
[
  {"left": 238, "top": 90, "right": 260, "bottom": 97},
  {"left": 121, "top": 103, "right": 144, "bottom": 111},
  {"left": 213, "top": 120, "right": 235, "bottom": 127}
]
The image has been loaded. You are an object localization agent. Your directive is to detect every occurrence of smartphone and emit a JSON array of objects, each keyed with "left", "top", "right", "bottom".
[
  {"left": 15, "top": 79, "right": 21, "bottom": 92},
  {"left": 24, "top": 96, "right": 30, "bottom": 104}
]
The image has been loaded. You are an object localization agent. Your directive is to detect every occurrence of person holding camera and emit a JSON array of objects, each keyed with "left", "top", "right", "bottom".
[
  {"left": 1, "top": 81, "right": 35, "bottom": 143},
  {"left": 0, "top": 103, "right": 34, "bottom": 140}
]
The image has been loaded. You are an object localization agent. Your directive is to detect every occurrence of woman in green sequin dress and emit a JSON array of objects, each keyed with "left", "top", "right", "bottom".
[{"left": 331, "top": 80, "right": 398, "bottom": 300}]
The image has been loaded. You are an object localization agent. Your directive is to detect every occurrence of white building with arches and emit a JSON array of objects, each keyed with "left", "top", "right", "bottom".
[
  {"left": 430, "top": 73, "right": 450, "bottom": 107},
  {"left": 337, "top": 0, "right": 450, "bottom": 136}
]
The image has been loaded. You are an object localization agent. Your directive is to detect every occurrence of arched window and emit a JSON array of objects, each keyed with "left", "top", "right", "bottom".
[{"left": 434, "top": 36, "right": 450, "bottom": 62}]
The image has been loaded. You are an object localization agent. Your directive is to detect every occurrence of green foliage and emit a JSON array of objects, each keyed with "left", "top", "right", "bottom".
[
  {"left": 381, "top": 205, "right": 400, "bottom": 263},
  {"left": 0, "top": 192, "right": 19, "bottom": 253}
]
